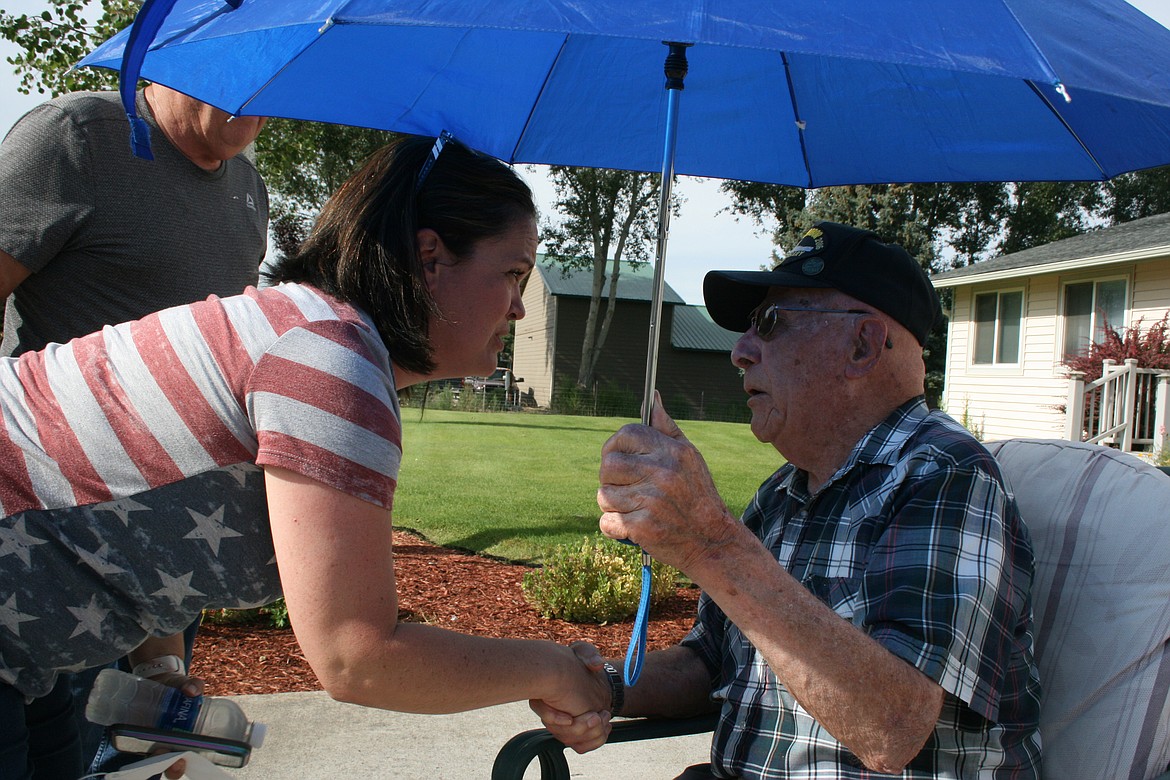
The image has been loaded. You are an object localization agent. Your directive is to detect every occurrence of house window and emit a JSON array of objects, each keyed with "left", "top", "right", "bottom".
[
  {"left": 1062, "top": 279, "right": 1127, "bottom": 359},
  {"left": 973, "top": 290, "right": 1023, "bottom": 365}
]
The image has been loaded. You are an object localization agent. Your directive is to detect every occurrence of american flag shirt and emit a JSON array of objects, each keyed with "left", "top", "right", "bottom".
[
  {"left": 0, "top": 283, "right": 401, "bottom": 697},
  {"left": 680, "top": 398, "right": 1042, "bottom": 779}
]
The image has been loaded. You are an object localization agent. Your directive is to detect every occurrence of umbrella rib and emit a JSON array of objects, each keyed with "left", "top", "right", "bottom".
[
  {"left": 235, "top": 20, "right": 338, "bottom": 117},
  {"left": 994, "top": 0, "right": 1063, "bottom": 87},
  {"left": 780, "top": 52, "right": 814, "bottom": 189},
  {"left": 508, "top": 35, "right": 572, "bottom": 164},
  {"left": 1024, "top": 80, "right": 1109, "bottom": 181},
  {"left": 141, "top": 2, "right": 239, "bottom": 54}
]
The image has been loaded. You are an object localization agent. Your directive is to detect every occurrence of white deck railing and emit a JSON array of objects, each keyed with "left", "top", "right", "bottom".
[{"left": 1066, "top": 359, "right": 1170, "bottom": 452}]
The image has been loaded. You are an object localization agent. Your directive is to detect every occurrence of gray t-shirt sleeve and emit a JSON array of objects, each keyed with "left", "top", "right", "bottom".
[{"left": 0, "top": 102, "right": 95, "bottom": 272}]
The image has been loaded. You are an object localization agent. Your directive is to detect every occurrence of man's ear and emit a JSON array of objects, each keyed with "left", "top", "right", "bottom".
[{"left": 844, "top": 317, "right": 888, "bottom": 378}]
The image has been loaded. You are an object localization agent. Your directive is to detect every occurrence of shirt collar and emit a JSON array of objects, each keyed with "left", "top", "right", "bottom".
[{"left": 778, "top": 396, "right": 930, "bottom": 498}]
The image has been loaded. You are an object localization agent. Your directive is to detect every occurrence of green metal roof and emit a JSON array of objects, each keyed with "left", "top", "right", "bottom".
[
  {"left": 534, "top": 256, "right": 686, "bottom": 304},
  {"left": 670, "top": 305, "right": 741, "bottom": 352}
]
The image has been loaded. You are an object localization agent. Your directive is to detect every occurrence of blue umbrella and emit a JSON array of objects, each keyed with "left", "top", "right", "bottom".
[
  {"left": 79, "top": 0, "right": 1170, "bottom": 684},
  {"left": 82, "top": 0, "right": 1170, "bottom": 185}
]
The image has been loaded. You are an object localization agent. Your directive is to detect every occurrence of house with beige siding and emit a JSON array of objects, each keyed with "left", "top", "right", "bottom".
[
  {"left": 513, "top": 258, "right": 745, "bottom": 419},
  {"left": 932, "top": 212, "right": 1170, "bottom": 449}
]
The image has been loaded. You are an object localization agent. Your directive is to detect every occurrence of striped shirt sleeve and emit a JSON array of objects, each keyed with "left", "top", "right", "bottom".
[{"left": 246, "top": 318, "right": 401, "bottom": 509}]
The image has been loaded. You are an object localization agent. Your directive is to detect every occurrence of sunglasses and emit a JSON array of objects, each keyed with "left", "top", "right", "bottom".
[
  {"left": 748, "top": 304, "right": 870, "bottom": 340},
  {"left": 747, "top": 303, "right": 896, "bottom": 349}
]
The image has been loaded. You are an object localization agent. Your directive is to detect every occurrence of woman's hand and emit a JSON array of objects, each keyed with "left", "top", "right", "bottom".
[
  {"left": 150, "top": 670, "right": 204, "bottom": 699},
  {"left": 143, "top": 672, "right": 206, "bottom": 779},
  {"left": 530, "top": 698, "right": 613, "bottom": 754}
]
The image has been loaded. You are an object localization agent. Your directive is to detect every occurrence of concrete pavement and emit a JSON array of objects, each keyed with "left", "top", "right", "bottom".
[{"left": 228, "top": 692, "right": 711, "bottom": 779}]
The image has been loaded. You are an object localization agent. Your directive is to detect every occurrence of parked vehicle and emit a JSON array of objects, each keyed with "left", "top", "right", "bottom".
[{"left": 465, "top": 367, "right": 523, "bottom": 406}]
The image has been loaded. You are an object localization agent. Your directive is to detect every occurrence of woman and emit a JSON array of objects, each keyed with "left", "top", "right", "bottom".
[{"left": 0, "top": 135, "right": 609, "bottom": 777}]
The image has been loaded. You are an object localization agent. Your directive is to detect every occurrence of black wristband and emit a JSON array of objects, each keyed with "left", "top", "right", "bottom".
[{"left": 602, "top": 662, "right": 624, "bottom": 717}]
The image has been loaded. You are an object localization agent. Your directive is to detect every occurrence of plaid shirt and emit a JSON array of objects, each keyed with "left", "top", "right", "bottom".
[{"left": 680, "top": 398, "right": 1042, "bottom": 779}]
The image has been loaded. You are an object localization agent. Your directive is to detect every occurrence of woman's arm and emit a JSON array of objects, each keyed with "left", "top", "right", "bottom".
[{"left": 263, "top": 466, "right": 609, "bottom": 716}]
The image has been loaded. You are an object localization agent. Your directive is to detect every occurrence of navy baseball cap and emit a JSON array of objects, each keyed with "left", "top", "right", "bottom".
[{"left": 703, "top": 222, "right": 942, "bottom": 346}]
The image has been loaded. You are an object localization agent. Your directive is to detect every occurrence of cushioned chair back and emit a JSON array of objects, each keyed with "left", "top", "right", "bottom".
[{"left": 984, "top": 439, "right": 1170, "bottom": 780}]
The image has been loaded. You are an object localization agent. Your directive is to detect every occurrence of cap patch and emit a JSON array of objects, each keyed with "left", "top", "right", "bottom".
[
  {"left": 785, "top": 226, "right": 825, "bottom": 261},
  {"left": 801, "top": 257, "right": 825, "bottom": 276}
]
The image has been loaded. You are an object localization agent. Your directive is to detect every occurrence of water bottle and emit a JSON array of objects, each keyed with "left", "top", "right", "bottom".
[{"left": 86, "top": 668, "right": 266, "bottom": 747}]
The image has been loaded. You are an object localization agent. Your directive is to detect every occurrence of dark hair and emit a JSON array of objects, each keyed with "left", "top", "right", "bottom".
[{"left": 265, "top": 135, "right": 536, "bottom": 374}]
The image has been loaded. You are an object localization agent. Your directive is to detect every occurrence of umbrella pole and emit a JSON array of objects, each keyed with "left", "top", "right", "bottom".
[
  {"left": 641, "top": 42, "right": 691, "bottom": 427},
  {"left": 623, "top": 43, "right": 692, "bottom": 689}
]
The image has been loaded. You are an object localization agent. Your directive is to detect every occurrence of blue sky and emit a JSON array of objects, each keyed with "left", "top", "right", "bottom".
[{"left": 4, "top": 0, "right": 1170, "bottom": 304}]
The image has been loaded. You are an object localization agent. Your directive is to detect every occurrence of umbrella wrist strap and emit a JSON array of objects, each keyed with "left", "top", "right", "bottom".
[{"left": 623, "top": 555, "right": 652, "bottom": 687}]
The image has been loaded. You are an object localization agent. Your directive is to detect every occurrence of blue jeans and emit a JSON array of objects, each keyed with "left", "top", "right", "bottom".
[
  {"left": 74, "top": 617, "right": 202, "bottom": 775},
  {"left": 0, "top": 676, "right": 84, "bottom": 780}
]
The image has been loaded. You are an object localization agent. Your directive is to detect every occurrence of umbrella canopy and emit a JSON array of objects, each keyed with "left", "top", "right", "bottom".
[{"left": 81, "top": 0, "right": 1170, "bottom": 187}]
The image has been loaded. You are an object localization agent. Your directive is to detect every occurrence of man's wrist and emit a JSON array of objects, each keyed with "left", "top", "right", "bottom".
[
  {"left": 602, "top": 662, "right": 624, "bottom": 716},
  {"left": 132, "top": 654, "right": 186, "bottom": 679}
]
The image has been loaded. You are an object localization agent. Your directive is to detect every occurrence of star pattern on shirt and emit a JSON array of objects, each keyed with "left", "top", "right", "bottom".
[
  {"left": 151, "top": 569, "right": 206, "bottom": 607},
  {"left": 67, "top": 594, "right": 110, "bottom": 640},
  {"left": 77, "top": 543, "right": 127, "bottom": 577},
  {"left": 98, "top": 497, "right": 152, "bottom": 526},
  {"left": 0, "top": 594, "right": 39, "bottom": 637},
  {"left": 184, "top": 505, "right": 242, "bottom": 556},
  {"left": 0, "top": 517, "right": 49, "bottom": 567},
  {"left": 223, "top": 462, "right": 254, "bottom": 488}
]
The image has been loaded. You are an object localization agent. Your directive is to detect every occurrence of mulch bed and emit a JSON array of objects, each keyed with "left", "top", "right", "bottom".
[{"left": 193, "top": 530, "right": 700, "bottom": 696}]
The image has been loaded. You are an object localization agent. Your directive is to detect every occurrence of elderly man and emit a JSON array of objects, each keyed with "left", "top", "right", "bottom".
[{"left": 538, "top": 222, "right": 1041, "bottom": 778}]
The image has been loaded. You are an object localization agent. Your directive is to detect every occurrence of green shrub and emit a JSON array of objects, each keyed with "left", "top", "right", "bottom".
[
  {"left": 959, "top": 398, "right": 985, "bottom": 442},
  {"left": 549, "top": 376, "right": 641, "bottom": 418},
  {"left": 203, "top": 598, "right": 290, "bottom": 629},
  {"left": 522, "top": 537, "right": 680, "bottom": 623}
]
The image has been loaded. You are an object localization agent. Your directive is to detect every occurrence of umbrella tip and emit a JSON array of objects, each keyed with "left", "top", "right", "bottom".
[{"left": 1055, "top": 82, "right": 1072, "bottom": 103}]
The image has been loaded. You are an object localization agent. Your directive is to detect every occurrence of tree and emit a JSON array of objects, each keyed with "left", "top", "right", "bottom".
[
  {"left": 1102, "top": 166, "right": 1170, "bottom": 225},
  {"left": 1, "top": 1, "right": 135, "bottom": 97},
  {"left": 255, "top": 120, "right": 395, "bottom": 257},
  {"left": 541, "top": 167, "right": 663, "bottom": 389},
  {"left": 997, "top": 181, "right": 1103, "bottom": 255},
  {"left": 721, "top": 181, "right": 1010, "bottom": 273}
]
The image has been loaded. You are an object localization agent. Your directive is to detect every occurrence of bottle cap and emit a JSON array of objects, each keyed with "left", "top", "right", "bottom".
[{"left": 249, "top": 721, "right": 267, "bottom": 748}]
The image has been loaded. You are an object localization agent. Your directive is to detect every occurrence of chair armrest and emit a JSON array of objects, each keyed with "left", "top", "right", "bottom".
[{"left": 491, "top": 713, "right": 718, "bottom": 780}]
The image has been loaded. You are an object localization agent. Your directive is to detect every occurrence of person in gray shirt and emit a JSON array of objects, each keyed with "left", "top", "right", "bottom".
[
  {"left": 0, "top": 83, "right": 268, "bottom": 355},
  {"left": 0, "top": 82, "right": 268, "bottom": 777}
]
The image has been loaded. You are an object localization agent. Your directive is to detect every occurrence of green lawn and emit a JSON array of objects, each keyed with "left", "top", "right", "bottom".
[{"left": 392, "top": 409, "right": 783, "bottom": 563}]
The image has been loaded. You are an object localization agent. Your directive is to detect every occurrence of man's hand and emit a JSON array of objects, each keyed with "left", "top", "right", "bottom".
[
  {"left": 529, "top": 642, "right": 614, "bottom": 754},
  {"left": 597, "top": 392, "right": 741, "bottom": 576}
]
